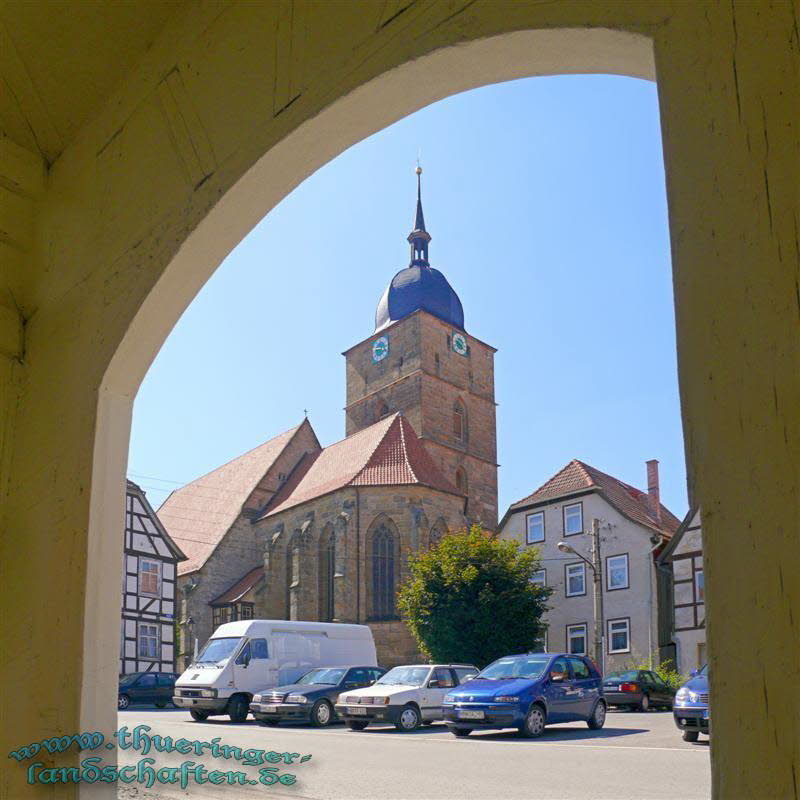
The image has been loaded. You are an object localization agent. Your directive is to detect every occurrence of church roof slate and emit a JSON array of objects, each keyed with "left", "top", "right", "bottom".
[
  {"left": 158, "top": 423, "right": 308, "bottom": 575},
  {"left": 260, "top": 413, "right": 463, "bottom": 519},
  {"left": 506, "top": 459, "right": 681, "bottom": 537}
]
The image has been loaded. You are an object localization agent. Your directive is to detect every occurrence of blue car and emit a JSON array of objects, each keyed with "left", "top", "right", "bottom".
[
  {"left": 442, "top": 652, "right": 606, "bottom": 738},
  {"left": 673, "top": 664, "right": 709, "bottom": 741}
]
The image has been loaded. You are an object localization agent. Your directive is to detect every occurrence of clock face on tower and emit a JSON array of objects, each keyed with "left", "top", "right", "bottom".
[
  {"left": 452, "top": 332, "right": 468, "bottom": 356},
  {"left": 372, "top": 336, "right": 389, "bottom": 363}
]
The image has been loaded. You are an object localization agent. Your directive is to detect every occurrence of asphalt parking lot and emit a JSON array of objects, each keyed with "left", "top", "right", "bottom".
[{"left": 116, "top": 707, "right": 710, "bottom": 800}]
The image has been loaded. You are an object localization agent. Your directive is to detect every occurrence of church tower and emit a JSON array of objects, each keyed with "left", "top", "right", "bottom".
[{"left": 343, "top": 169, "right": 498, "bottom": 530}]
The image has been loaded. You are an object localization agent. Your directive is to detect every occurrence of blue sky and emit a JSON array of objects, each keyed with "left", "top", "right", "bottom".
[{"left": 129, "top": 74, "right": 687, "bottom": 521}]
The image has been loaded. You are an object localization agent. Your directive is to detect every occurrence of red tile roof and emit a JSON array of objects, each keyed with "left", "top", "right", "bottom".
[
  {"left": 159, "top": 423, "right": 309, "bottom": 575},
  {"left": 261, "top": 413, "right": 462, "bottom": 518},
  {"left": 210, "top": 566, "right": 264, "bottom": 606},
  {"left": 508, "top": 459, "right": 680, "bottom": 537}
]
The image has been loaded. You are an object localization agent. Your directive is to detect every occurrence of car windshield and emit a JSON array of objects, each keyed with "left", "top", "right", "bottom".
[
  {"left": 119, "top": 673, "right": 142, "bottom": 686},
  {"left": 477, "top": 656, "right": 551, "bottom": 680},
  {"left": 295, "top": 668, "right": 346, "bottom": 685},
  {"left": 605, "top": 671, "right": 640, "bottom": 681},
  {"left": 196, "top": 637, "right": 242, "bottom": 665},
  {"left": 376, "top": 666, "right": 430, "bottom": 687}
]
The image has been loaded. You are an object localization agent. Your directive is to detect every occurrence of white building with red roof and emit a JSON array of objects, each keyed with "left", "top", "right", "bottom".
[{"left": 499, "top": 459, "right": 682, "bottom": 672}]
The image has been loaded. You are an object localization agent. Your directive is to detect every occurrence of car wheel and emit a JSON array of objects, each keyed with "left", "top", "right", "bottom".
[
  {"left": 190, "top": 709, "right": 209, "bottom": 721},
  {"left": 587, "top": 700, "right": 607, "bottom": 730},
  {"left": 682, "top": 730, "right": 700, "bottom": 742},
  {"left": 639, "top": 694, "right": 650, "bottom": 712},
  {"left": 395, "top": 704, "right": 421, "bottom": 732},
  {"left": 117, "top": 694, "right": 130, "bottom": 710},
  {"left": 519, "top": 704, "right": 546, "bottom": 738},
  {"left": 228, "top": 696, "right": 249, "bottom": 723},
  {"left": 310, "top": 699, "right": 333, "bottom": 728},
  {"left": 451, "top": 727, "right": 471, "bottom": 737},
  {"left": 347, "top": 721, "right": 369, "bottom": 731}
]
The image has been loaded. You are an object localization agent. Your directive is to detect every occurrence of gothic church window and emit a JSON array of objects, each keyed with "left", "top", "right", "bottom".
[
  {"left": 319, "top": 527, "right": 336, "bottom": 622},
  {"left": 371, "top": 523, "right": 397, "bottom": 620}
]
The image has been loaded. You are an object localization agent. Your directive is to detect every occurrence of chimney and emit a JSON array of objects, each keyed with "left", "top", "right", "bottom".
[{"left": 646, "top": 459, "right": 662, "bottom": 525}]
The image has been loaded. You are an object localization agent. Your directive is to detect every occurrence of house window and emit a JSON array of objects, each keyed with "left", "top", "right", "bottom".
[
  {"left": 371, "top": 524, "right": 396, "bottom": 620},
  {"left": 608, "top": 618, "right": 631, "bottom": 653},
  {"left": 138, "top": 623, "right": 159, "bottom": 659},
  {"left": 139, "top": 559, "right": 161, "bottom": 596},
  {"left": 238, "top": 603, "right": 254, "bottom": 620},
  {"left": 567, "top": 623, "right": 587, "bottom": 655},
  {"left": 565, "top": 563, "right": 586, "bottom": 596},
  {"left": 453, "top": 401, "right": 466, "bottom": 442},
  {"left": 531, "top": 569, "right": 547, "bottom": 587},
  {"left": 526, "top": 511, "right": 545, "bottom": 544},
  {"left": 606, "top": 554, "right": 630, "bottom": 590},
  {"left": 695, "top": 569, "right": 705, "bottom": 602},
  {"left": 563, "top": 503, "right": 583, "bottom": 535}
]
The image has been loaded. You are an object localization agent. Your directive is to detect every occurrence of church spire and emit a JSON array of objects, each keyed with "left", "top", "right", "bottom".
[{"left": 407, "top": 165, "right": 431, "bottom": 267}]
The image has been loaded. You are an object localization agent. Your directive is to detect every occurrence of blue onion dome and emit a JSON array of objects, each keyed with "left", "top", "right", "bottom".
[{"left": 374, "top": 167, "right": 465, "bottom": 332}]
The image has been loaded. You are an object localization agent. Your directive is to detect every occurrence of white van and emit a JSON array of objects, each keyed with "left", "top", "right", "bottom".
[{"left": 173, "top": 620, "right": 377, "bottom": 722}]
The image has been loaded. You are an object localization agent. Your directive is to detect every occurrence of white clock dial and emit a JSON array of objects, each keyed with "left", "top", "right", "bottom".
[
  {"left": 452, "top": 332, "right": 468, "bottom": 356},
  {"left": 372, "top": 336, "right": 389, "bottom": 363}
]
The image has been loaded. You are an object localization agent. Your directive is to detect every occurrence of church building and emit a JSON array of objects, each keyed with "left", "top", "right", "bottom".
[{"left": 161, "top": 171, "right": 498, "bottom": 667}]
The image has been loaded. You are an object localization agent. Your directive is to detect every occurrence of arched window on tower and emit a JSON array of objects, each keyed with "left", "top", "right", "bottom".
[
  {"left": 455, "top": 467, "right": 468, "bottom": 494},
  {"left": 318, "top": 527, "right": 335, "bottom": 622},
  {"left": 453, "top": 400, "right": 466, "bottom": 442},
  {"left": 371, "top": 523, "right": 396, "bottom": 620}
]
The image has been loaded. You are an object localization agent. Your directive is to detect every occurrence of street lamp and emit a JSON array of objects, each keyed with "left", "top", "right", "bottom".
[{"left": 558, "top": 518, "right": 605, "bottom": 671}]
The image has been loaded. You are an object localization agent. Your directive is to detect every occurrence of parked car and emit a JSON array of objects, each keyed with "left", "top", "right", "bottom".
[
  {"left": 442, "top": 653, "right": 605, "bottom": 738},
  {"left": 602, "top": 669, "right": 675, "bottom": 711},
  {"left": 173, "top": 619, "right": 377, "bottom": 722},
  {"left": 335, "top": 664, "right": 479, "bottom": 732},
  {"left": 249, "top": 666, "right": 386, "bottom": 727},
  {"left": 118, "top": 672, "right": 179, "bottom": 709},
  {"left": 673, "top": 664, "right": 709, "bottom": 741}
]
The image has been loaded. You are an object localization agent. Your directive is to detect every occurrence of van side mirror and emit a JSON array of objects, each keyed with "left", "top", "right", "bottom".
[
  {"left": 550, "top": 672, "right": 565, "bottom": 683},
  {"left": 690, "top": 669, "right": 698, "bottom": 677},
  {"left": 427, "top": 679, "right": 440, "bottom": 688}
]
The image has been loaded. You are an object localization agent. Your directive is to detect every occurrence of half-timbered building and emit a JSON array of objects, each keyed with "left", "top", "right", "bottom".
[
  {"left": 657, "top": 507, "right": 706, "bottom": 673},
  {"left": 121, "top": 480, "right": 186, "bottom": 674}
]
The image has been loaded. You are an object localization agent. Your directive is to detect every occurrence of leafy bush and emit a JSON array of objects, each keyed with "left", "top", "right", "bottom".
[{"left": 397, "top": 525, "right": 552, "bottom": 668}]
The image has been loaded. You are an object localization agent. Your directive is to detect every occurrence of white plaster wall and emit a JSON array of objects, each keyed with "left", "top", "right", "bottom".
[{"left": 500, "top": 490, "right": 664, "bottom": 672}]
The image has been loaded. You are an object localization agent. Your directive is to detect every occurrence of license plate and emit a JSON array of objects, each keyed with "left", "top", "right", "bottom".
[
  {"left": 348, "top": 706, "right": 367, "bottom": 715},
  {"left": 606, "top": 686, "right": 620, "bottom": 691},
  {"left": 263, "top": 705, "right": 278, "bottom": 713},
  {"left": 458, "top": 709, "right": 484, "bottom": 719}
]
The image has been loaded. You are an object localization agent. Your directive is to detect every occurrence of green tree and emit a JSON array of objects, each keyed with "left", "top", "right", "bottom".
[{"left": 397, "top": 525, "right": 552, "bottom": 667}]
